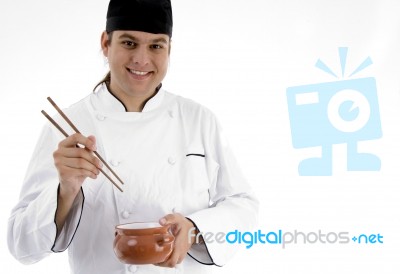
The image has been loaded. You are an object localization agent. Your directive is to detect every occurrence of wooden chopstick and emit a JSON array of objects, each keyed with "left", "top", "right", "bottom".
[
  {"left": 46, "top": 97, "right": 125, "bottom": 186},
  {"left": 41, "top": 102, "right": 124, "bottom": 192}
]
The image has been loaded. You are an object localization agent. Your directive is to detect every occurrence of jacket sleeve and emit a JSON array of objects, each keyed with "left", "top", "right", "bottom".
[
  {"left": 7, "top": 123, "right": 84, "bottom": 264},
  {"left": 186, "top": 114, "right": 259, "bottom": 266}
]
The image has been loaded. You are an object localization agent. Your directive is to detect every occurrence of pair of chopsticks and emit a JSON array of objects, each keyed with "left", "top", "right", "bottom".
[{"left": 41, "top": 97, "right": 124, "bottom": 192}]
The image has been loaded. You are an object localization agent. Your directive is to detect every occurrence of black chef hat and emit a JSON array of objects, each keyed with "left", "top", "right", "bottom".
[{"left": 106, "top": 0, "right": 173, "bottom": 37}]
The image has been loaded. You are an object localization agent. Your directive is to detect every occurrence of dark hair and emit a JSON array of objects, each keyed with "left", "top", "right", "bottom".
[{"left": 93, "top": 32, "right": 113, "bottom": 91}]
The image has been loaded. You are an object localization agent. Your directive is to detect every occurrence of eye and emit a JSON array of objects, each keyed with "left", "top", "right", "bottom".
[
  {"left": 150, "top": 44, "right": 163, "bottom": 50},
  {"left": 122, "top": 40, "right": 136, "bottom": 48}
]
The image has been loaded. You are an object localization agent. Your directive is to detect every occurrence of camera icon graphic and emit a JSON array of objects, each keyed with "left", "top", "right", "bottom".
[{"left": 286, "top": 48, "right": 382, "bottom": 176}]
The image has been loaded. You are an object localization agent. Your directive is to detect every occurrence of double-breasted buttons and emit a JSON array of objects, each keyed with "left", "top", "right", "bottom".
[
  {"left": 96, "top": 114, "right": 106, "bottom": 121},
  {"left": 128, "top": 265, "right": 137, "bottom": 272},
  {"left": 110, "top": 160, "right": 120, "bottom": 167},
  {"left": 168, "top": 157, "right": 176, "bottom": 165},
  {"left": 121, "top": 210, "right": 130, "bottom": 219}
]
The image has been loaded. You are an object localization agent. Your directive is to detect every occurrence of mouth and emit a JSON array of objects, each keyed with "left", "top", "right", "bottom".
[{"left": 127, "top": 68, "right": 152, "bottom": 77}]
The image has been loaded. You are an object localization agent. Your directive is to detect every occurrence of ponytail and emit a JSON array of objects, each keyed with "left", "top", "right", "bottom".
[{"left": 93, "top": 71, "right": 111, "bottom": 92}]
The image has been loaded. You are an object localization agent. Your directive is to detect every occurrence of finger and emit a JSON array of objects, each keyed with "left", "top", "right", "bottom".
[
  {"left": 87, "top": 135, "right": 96, "bottom": 145},
  {"left": 159, "top": 213, "right": 181, "bottom": 226},
  {"left": 60, "top": 156, "right": 101, "bottom": 175},
  {"left": 155, "top": 251, "right": 180, "bottom": 268},
  {"left": 55, "top": 147, "right": 103, "bottom": 169},
  {"left": 177, "top": 255, "right": 185, "bottom": 264},
  {"left": 58, "top": 133, "right": 97, "bottom": 151},
  {"left": 58, "top": 165, "right": 98, "bottom": 181}
]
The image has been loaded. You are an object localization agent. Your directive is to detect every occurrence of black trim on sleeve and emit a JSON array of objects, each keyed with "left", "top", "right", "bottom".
[
  {"left": 185, "top": 217, "right": 222, "bottom": 267},
  {"left": 51, "top": 186, "right": 85, "bottom": 253},
  {"left": 187, "top": 253, "right": 221, "bottom": 267},
  {"left": 186, "top": 154, "right": 206, "bottom": 157}
]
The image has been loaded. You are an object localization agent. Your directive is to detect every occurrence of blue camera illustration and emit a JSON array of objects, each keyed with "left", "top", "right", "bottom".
[{"left": 286, "top": 48, "right": 382, "bottom": 176}]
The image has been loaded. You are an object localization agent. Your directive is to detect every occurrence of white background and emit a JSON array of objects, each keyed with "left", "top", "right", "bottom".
[{"left": 1, "top": 0, "right": 400, "bottom": 273}]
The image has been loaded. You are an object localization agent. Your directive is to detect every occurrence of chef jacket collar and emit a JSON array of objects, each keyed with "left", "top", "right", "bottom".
[{"left": 95, "top": 83, "right": 165, "bottom": 113}]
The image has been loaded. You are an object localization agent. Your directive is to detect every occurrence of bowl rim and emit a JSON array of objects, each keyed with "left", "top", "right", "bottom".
[{"left": 115, "top": 222, "right": 164, "bottom": 230}]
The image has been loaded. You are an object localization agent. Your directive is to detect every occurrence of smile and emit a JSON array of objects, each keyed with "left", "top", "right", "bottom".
[{"left": 127, "top": 69, "right": 150, "bottom": 76}]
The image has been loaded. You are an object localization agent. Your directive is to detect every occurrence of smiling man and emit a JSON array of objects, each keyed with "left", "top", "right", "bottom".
[{"left": 8, "top": 0, "right": 258, "bottom": 273}]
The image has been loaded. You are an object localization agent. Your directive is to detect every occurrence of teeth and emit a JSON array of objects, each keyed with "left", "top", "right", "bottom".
[{"left": 129, "top": 69, "right": 148, "bottom": 76}]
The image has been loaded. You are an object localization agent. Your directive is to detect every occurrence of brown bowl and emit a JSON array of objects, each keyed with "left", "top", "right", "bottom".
[{"left": 113, "top": 222, "right": 174, "bottom": 265}]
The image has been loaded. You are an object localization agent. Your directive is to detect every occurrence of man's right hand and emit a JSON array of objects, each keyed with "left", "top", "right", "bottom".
[{"left": 53, "top": 133, "right": 102, "bottom": 235}]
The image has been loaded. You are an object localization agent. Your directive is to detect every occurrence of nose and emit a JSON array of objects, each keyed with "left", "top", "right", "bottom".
[{"left": 132, "top": 46, "right": 149, "bottom": 66}]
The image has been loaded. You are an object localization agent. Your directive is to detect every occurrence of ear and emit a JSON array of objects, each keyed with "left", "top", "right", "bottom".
[
  {"left": 168, "top": 39, "right": 172, "bottom": 56},
  {"left": 100, "top": 31, "right": 109, "bottom": 57}
]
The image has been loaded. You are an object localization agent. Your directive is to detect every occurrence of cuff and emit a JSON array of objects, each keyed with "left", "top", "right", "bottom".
[
  {"left": 51, "top": 187, "right": 85, "bottom": 252},
  {"left": 186, "top": 217, "right": 216, "bottom": 266}
]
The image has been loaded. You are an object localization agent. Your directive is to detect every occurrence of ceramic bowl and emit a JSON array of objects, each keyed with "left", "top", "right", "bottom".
[{"left": 113, "top": 222, "right": 174, "bottom": 265}]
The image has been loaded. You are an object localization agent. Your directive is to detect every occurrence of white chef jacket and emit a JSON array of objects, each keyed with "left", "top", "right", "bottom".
[{"left": 8, "top": 84, "right": 258, "bottom": 274}]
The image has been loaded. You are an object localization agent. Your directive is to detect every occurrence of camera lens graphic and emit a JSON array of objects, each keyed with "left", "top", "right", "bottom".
[{"left": 327, "top": 89, "right": 371, "bottom": 133}]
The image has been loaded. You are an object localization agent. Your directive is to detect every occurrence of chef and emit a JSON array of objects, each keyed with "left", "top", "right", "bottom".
[{"left": 7, "top": 0, "right": 258, "bottom": 273}]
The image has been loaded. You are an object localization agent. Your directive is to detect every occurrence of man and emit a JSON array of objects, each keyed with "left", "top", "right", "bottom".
[{"left": 8, "top": 0, "right": 258, "bottom": 273}]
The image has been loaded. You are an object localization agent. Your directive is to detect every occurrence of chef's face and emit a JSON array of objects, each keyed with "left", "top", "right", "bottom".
[{"left": 101, "top": 30, "right": 170, "bottom": 101}]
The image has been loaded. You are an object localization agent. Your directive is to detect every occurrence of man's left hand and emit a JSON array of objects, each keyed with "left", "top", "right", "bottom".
[{"left": 155, "top": 213, "right": 196, "bottom": 268}]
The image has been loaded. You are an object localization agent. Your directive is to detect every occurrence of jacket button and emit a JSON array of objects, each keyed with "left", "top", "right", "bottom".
[
  {"left": 121, "top": 210, "right": 130, "bottom": 219},
  {"left": 110, "top": 160, "right": 120, "bottom": 167},
  {"left": 168, "top": 157, "right": 176, "bottom": 165},
  {"left": 128, "top": 265, "right": 137, "bottom": 272},
  {"left": 96, "top": 114, "right": 106, "bottom": 121}
]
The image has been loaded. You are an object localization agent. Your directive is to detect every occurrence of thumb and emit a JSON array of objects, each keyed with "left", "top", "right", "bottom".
[
  {"left": 87, "top": 135, "right": 97, "bottom": 151},
  {"left": 88, "top": 135, "right": 96, "bottom": 144},
  {"left": 159, "top": 213, "right": 178, "bottom": 226}
]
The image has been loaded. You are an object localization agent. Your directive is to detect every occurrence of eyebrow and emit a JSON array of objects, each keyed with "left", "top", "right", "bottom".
[{"left": 118, "top": 33, "right": 168, "bottom": 44}]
